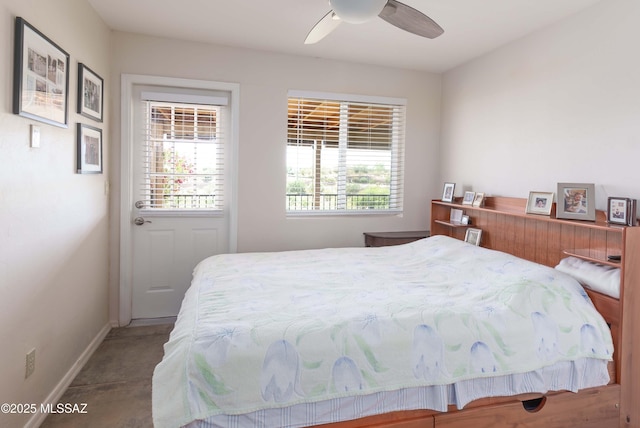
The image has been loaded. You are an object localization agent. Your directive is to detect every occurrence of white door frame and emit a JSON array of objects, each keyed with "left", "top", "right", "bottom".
[{"left": 119, "top": 74, "right": 239, "bottom": 326}]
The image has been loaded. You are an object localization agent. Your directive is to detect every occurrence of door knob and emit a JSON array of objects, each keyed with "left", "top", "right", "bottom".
[
  {"left": 134, "top": 200, "right": 145, "bottom": 209},
  {"left": 134, "top": 217, "right": 152, "bottom": 226}
]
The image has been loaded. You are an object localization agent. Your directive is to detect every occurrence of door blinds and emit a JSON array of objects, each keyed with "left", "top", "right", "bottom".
[{"left": 139, "top": 91, "right": 228, "bottom": 211}]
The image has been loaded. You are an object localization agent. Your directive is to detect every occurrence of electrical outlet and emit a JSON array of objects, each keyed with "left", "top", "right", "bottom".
[{"left": 25, "top": 349, "right": 35, "bottom": 379}]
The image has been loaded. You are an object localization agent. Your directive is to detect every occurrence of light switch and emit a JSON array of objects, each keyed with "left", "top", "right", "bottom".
[{"left": 31, "top": 125, "right": 40, "bottom": 148}]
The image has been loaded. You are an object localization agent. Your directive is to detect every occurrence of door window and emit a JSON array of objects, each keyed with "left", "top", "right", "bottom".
[{"left": 140, "top": 93, "right": 228, "bottom": 213}]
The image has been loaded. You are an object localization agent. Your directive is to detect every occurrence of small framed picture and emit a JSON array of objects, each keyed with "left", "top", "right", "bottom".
[
  {"left": 77, "top": 123, "right": 102, "bottom": 174},
  {"left": 607, "top": 197, "right": 635, "bottom": 226},
  {"left": 472, "top": 192, "right": 485, "bottom": 207},
  {"left": 464, "top": 228, "right": 482, "bottom": 246},
  {"left": 77, "top": 63, "right": 104, "bottom": 122},
  {"left": 450, "top": 208, "right": 464, "bottom": 224},
  {"left": 462, "top": 191, "right": 475, "bottom": 205},
  {"left": 461, "top": 214, "right": 470, "bottom": 225},
  {"left": 526, "top": 191, "right": 554, "bottom": 216},
  {"left": 442, "top": 182, "right": 455, "bottom": 203},
  {"left": 556, "top": 183, "right": 596, "bottom": 221}
]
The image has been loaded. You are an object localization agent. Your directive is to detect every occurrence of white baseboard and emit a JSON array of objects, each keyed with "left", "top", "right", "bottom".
[
  {"left": 128, "top": 316, "right": 176, "bottom": 327},
  {"left": 25, "top": 322, "right": 112, "bottom": 428}
]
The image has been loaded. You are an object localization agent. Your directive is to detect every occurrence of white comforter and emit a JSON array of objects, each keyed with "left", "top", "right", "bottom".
[{"left": 152, "top": 235, "right": 613, "bottom": 428}]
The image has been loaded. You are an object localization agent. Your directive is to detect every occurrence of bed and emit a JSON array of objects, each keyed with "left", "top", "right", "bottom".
[{"left": 152, "top": 196, "right": 639, "bottom": 428}]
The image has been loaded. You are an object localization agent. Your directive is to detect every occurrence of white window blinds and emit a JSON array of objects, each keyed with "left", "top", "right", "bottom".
[
  {"left": 286, "top": 92, "right": 406, "bottom": 213},
  {"left": 140, "top": 92, "right": 228, "bottom": 211}
]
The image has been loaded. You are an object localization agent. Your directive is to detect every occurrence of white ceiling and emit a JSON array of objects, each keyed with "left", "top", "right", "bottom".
[{"left": 87, "top": 0, "right": 602, "bottom": 73}]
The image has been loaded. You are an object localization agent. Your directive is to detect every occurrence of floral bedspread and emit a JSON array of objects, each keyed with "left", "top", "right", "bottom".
[{"left": 152, "top": 235, "right": 613, "bottom": 428}]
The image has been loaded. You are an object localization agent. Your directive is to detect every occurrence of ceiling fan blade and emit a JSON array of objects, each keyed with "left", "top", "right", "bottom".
[
  {"left": 305, "top": 10, "right": 341, "bottom": 44},
  {"left": 378, "top": 0, "right": 444, "bottom": 39}
]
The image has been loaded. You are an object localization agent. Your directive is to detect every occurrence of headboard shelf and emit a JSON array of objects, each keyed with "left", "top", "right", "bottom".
[
  {"left": 563, "top": 248, "right": 621, "bottom": 267},
  {"left": 436, "top": 197, "right": 620, "bottom": 232},
  {"left": 431, "top": 196, "right": 640, "bottom": 427},
  {"left": 432, "top": 197, "right": 625, "bottom": 267},
  {"left": 434, "top": 219, "right": 469, "bottom": 228}
]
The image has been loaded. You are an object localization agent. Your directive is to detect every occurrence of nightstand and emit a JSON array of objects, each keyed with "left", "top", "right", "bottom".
[{"left": 363, "top": 230, "right": 430, "bottom": 247}]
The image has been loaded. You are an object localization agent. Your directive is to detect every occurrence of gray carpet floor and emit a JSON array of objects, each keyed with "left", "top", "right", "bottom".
[{"left": 40, "top": 323, "right": 173, "bottom": 428}]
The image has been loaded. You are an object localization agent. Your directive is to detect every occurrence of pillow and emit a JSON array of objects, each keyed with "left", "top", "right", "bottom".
[{"left": 555, "top": 256, "right": 620, "bottom": 299}]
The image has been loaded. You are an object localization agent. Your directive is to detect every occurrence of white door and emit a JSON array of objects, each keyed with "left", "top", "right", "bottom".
[
  {"left": 121, "top": 76, "right": 238, "bottom": 322},
  {"left": 130, "top": 216, "right": 224, "bottom": 318}
]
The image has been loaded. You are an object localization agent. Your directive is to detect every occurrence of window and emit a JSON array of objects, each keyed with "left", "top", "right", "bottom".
[
  {"left": 286, "top": 91, "right": 405, "bottom": 214},
  {"left": 140, "top": 91, "right": 228, "bottom": 211}
]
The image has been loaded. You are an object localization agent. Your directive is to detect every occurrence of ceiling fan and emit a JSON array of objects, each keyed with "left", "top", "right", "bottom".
[{"left": 305, "top": 0, "right": 444, "bottom": 44}]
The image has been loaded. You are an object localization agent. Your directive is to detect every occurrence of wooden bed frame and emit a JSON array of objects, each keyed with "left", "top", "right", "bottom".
[{"left": 317, "top": 196, "right": 639, "bottom": 428}]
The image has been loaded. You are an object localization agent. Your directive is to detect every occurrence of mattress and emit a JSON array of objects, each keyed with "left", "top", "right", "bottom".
[{"left": 152, "top": 235, "right": 613, "bottom": 428}]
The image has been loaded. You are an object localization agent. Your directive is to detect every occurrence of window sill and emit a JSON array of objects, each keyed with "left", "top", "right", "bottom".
[{"left": 286, "top": 209, "right": 403, "bottom": 218}]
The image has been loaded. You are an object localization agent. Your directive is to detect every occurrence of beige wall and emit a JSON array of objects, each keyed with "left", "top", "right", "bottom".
[
  {"left": 108, "top": 33, "right": 442, "bottom": 322},
  {"left": 440, "top": 0, "right": 640, "bottom": 207},
  {"left": 0, "top": 0, "right": 111, "bottom": 426},
  {"left": 6, "top": 0, "right": 633, "bottom": 423}
]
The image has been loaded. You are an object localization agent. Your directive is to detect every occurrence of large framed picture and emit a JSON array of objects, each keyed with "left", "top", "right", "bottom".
[
  {"left": 13, "top": 17, "right": 69, "bottom": 128},
  {"left": 556, "top": 183, "right": 595, "bottom": 221},
  {"left": 442, "top": 182, "right": 455, "bottom": 203},
  {"left": 78, "top": 63, "right": 104, "bottom": 122},
  {"left": 607, "top": 197, "right": 636, "bottom": 226},
  {"left": 525, "top": 191, "right": 554, "bottom": 216},
  {"left": 77, "top": 123, "right": 103, "bottom": 174}
]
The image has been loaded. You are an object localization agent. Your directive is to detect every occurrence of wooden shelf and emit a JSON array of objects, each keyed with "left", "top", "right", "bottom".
[
  {"left": 433, "top": 198, "right": 623, "bottom": 233},
  {"left": 430, "top": 197, "right": 627, "bottom": 268},
  {"left": 563, "top": 248, "right": 622, "bottom": 267},
  {"left": 434, "top": 219, "right": 468, "bottom": 228}
]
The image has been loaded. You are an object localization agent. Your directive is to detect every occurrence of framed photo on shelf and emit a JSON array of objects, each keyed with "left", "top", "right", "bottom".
[
  {"left": 462, "top": 191, "right": 475, "bottom": 205},
  {"left": 76, "top": 123, "right": 103, "bottom": 174},
  {"left": 77, "top": 63, "right": 104, "bottom": 122},
  {"left": 13, "top": 17, "right": 69, "bottom": 128},
  {"left": 607, "top": 197, "right": 636, "bottom": 226},
  {"left": 442, "top": 182, "right": 455, "bottom": 203},
  {"left": 556, "top": 183, "right": 596, "bottom": 221},
  {"left": 464, "top": 228, "right": 482, "bottom": 246},
  {"left": 472, "top": 192, "right": 485, "bottom": 207},
  {"left": 461, "top": 214, "right": 470, "bottom": 225},
  {"left": 525, "top": 191, "right": 554, "bottom": 216},
  {"left": 450, "top": 208, "right": 464, "bottom": 224}
]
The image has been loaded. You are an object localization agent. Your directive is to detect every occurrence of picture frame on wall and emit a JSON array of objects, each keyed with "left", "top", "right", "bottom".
[
  {"left": 464, "top": 228, "right": 482, "bottom": 246},
  {"left": 442, "top": 182, "right": 455, "bottom": 203},
  {"left": 77, "top": 123, "right": 103, "bottom": 174},
  {"left": 77, "top": 63, "right": 104, "bottom": 122},
  {"left": 525, "top": 191, "right": 554, "bottom": 216},
  {"left": 607, "top": 197, "right": 636, "bottom": 226},
  {"left": 13, "top": 17, "right": 69, "bottom": 128},
  {"left": 556, "top": 183, "right": 596, "bottom": 221}
]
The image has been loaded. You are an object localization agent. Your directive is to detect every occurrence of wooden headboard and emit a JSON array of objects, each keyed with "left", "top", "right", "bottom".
[{"left": 431, "top": 197, "right": 639, "bottom": 427}]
